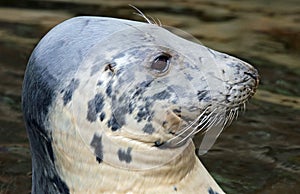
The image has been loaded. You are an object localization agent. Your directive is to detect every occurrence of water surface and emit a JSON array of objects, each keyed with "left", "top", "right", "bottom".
[{"left": 0, "top": 0, "right": 299, "bottom": 193}]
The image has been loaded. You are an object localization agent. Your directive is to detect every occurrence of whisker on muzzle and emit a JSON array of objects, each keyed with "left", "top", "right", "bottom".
[{"left": 163, "top": 100, "right": 249, "bottom": 150}]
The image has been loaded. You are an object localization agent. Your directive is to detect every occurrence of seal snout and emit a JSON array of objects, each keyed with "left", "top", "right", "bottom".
[
  {"left": 244, "top": 70, "right": 259, "bottom": 96},
  {"left": 224, "top": 60, "right": 259, "bottom": 109},
  {"left": 242, "top": 61, "right": 259, "bottom": 94}
]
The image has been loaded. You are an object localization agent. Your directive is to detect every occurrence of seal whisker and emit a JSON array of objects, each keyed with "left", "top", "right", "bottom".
[
  {"left": 156, "top": 17, "right": 163, "bottom": 27},
  {"left": 147, "top": 15, "right": 162, "bottom": 26},
  {"left": 197, "top": 108, "right": 219, "bottom": 131},
  {"left": 192, "top": 115, "right": 216, "bottom": 136},
  {"left": 175, "top": 117, "right": 212, "bottom": 146},
  {"left": 147, "top": 15, "right": 157, "bottom": 25},
  {"left": 177, "top": 106, "right": 211, "bottom": 135},
  {"left": 129, "top": 4, "right": 158, "bottom": 25},
  {"left": 242, "top": 101, "right": 247, "bottom": 113},
  {"left": 165, "top": 106, "right": 211, "bottom": 145},
  {"left": 173, "top": 108, "right": 219, "bottom": 146},
  {"left": 199, "top": 111, "right": 222, "bottom": 134},
  {"left": 227, "top": 108, "right": 239, "bottom": 127},
  {"left": 234, "top": 108, "right": 239, "bottom": 121},
  {"left": 225, "top": 109, "right": 235, "bottom": 127}
]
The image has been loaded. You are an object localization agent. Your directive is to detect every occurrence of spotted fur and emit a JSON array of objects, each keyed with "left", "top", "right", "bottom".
[{"left": 22, "top": 16, "right": 258, "bottom": 193}]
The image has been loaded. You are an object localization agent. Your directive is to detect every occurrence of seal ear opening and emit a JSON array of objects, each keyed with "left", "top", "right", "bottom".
[{"left": 104, "top": 63, "right": 116, "bottom": 73}]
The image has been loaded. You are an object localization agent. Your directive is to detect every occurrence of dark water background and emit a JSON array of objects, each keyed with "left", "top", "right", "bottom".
[{"left": 0, "top": 0, "right": 299, "bottom": 193}]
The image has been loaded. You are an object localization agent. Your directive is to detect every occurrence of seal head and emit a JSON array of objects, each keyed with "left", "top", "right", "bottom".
[
  {"left": 59, "top": 21, "right": 259, "bottom": 169},
  {"left": 22, "top": 16, "right": 258, "bottom": 193}
]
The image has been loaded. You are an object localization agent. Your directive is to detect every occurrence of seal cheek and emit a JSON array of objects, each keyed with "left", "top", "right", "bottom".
[
  {"left": 86, "top": 93, "right": 105, "bottom": 122},
  {"left": 142, "top": 123, "right": 155, "bottom": 134}
]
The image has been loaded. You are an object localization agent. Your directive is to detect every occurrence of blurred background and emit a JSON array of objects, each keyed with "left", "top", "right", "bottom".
[{"left": 0, "top": 0, "right": 299, "bottom": 193}]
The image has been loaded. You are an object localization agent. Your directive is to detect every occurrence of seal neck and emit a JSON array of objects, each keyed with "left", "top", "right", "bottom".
[
  {"left": 51, "top": 128, "right": 224, "bottom": 193},
  {"left": 99, "top": 133, "right": 195, "bottom": 170}
]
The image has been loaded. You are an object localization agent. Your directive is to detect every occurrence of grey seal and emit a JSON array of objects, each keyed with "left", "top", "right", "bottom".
[{"left": 22, "top": 14, "right": 258, "bottom": 194}]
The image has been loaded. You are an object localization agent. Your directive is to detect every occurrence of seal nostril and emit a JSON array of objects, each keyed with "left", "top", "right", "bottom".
[{"left": 244, "top": 71, "right": 258, "bottom": 81}]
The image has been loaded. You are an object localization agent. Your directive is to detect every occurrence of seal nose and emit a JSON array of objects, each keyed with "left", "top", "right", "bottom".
[{"left": 244, "top": 66, "right": 259, "bottom": 87}]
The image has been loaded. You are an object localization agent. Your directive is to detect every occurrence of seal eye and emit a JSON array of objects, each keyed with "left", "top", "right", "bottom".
[{"left": 151, "top": 53, "right": 171, "bottom": 73}]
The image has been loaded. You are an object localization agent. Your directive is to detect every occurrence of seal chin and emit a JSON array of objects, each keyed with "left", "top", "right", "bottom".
[{"left": 158, "top": 106, "right": 210, "bottom": 148}]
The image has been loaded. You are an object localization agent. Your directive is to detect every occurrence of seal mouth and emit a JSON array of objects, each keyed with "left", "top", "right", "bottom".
[
  {"left": 156, "top": 70, "right": 259, "bottom": 150},
  {"left": 159, "top": 94, "right": 252, "bottom": 150},
  {"left": 158, "top": 105, "right": 216, "bottom": 148}
]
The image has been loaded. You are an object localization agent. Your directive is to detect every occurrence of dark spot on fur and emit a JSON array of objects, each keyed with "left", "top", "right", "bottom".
[
  {"left": 106, "top": 81, "right": 112, "bottom": 97},
  {"left": 87, "top": 93, "right": 105, "bottom": 122},
  {"left": 135, "top": 107, "right": 153, "bottom": 123},
  {"left": 128, "top": 101, "right": 136, "bottom": 114},
  {"left": 184, "top": 72, "right": 193, "bottom": 81},
  {"left": 135, "top": 98, "right": 154, "bottom": 122},
  {"left": 142, "top": 123, "right": 155, "bottom": 134},
  {"left": 132, "top": 87, "right": 144, "bottom": 99},
  {"left": 130, "top": 80, "right": 153, "bottom": 101},
  {"left": 152, "top": 90, "right": 171, "bottom": 100},
  {"left": 107, "top": 115, "right": 121, "bottom": 131},
  {"left": 90, "top": 134, "right": 103, "bottom": 163},
  {"left": 62, "top": 79, "right": 80, "bottom": 106},
  {"left": 173, "top": 108, "right": 182, "bottom": 117},
  {"left": 140, "top": 80, "right": 153, "bottom": 88},
  {"left": 109, "top": 105, "right": 127, "bottom": 130},
  {"left": 97, "top": 80, "right": 103, "bottom": 86},
  {"left": 208, "top": 187, "right": 219, "bottom": 194},
  {"left": 137, "top": 108, "right": 147, "bottom": 122},
  {"left": 96, "top": 156, "right": 102, "bottom": 163},
  {"left": 99, "top": 112, "right": 106, "bottom": 121},
  {"left": 174, "top": 186, "right": 177, "bottom": 191},
  {"left": 118, "top": 147, "right": 132, "bottom": 163},
  {"left": 197, "top": 90, "right": 211, "bottom": 102}
]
